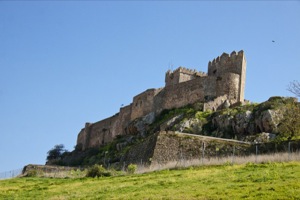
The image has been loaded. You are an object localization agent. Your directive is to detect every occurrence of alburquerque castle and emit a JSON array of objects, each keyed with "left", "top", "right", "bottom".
[{"left": 77, "top": 50, "right": 246, "bottom": 150}]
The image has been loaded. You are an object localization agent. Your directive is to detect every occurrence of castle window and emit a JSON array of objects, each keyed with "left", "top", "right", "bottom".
[{"left": 213, "top": 69, "right": 217, "bottom": 74}]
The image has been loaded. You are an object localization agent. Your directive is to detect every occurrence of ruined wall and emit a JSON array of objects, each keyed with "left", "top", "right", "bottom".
[
  {"left": 123, "top": 131, "right": 251, "bottom": 166},
  {"left": 121, "top": 132, "right": 159, "bottom": 165},
  {"left": 84, "top": 115, "right": 119, "bottom": 149},
  {"left": 116, "top": 104, "right": 132, "bottom": 135},
  {"left": 151, "top": 132, "right": 251, "bottom": 165},
  {"left": 130, "top": 89, "right": 159, "bottom": 121},
  {"left": 77, "top": 123, "right": 92, "bottom": 151}
]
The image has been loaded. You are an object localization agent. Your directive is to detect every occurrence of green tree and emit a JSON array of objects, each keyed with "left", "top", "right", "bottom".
[
  {"left": 278, "top": 102, "right": 300, "bottom": 140},
  {"left": 46, "top": 144, "right": 67, "bottom": 162}
]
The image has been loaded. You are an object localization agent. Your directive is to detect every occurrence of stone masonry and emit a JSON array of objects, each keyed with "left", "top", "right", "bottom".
[{"left": 77, "top": 50, "right": 247, "bottom": 150}]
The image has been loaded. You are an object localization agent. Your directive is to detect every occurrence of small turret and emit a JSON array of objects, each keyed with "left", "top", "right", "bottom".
[{"left": 165, "top": 67, "right": 207, "bottom": 86}]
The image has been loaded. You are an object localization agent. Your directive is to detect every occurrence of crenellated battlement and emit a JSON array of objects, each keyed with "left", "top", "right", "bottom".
[
  {"left": 166, "top": 66, "right": 207, "bottom": 76},
  {"left": 165, "top": 67, "right": 207, "bottom": 86},
  {"left": 208, "top": 50, "right": 244, "bottom": 69}
]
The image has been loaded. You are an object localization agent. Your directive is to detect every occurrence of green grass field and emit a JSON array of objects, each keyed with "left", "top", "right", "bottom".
[{"left": 1, "top": 162, "right": 300, "bottom": 200}]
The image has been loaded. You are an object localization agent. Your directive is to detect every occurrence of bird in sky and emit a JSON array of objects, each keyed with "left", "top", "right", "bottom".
[{"left": 272, "top": 40, "right": 275, "bottom": 43}]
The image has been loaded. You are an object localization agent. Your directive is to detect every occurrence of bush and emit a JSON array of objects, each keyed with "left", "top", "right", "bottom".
[
  {"left": 26, "top": 170, "right": 39, "bottom": 177},
  {"left": 86, "top": 165, "right": 111, "bottom": 178},
  {"left": 127, "top": 164, "right": 137, "bottom": 174},
  {"left": 46, "top": 144, "right": 68, "bottom": 162}
]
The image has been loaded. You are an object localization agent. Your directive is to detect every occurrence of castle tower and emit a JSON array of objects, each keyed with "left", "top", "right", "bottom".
[{"left": 208, "top": 50, "right": 246, "bottom": 102}]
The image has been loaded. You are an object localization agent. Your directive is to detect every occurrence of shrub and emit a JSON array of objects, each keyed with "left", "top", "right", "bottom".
[
  {"left": 127, "top": 164, "right": 137, "bottom": 174},
  {"left": 46, "top": 144, "right": 68, "bottom": 162},
  {"left": 26, "top": 170, "right": 38, "bottom": 177},
  {"left": 86, "top": 165, "right": 111, "bottom": 178}
]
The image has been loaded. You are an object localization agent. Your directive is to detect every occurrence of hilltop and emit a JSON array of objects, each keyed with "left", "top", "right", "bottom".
[
  {"left": 45, "top": 50, "right": 300, "bottom": 169},
  {"left": 53, "top": 96, "right": 299, "bottom": 168}
]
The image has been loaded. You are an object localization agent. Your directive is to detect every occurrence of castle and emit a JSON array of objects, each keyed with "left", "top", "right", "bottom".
[{"left": 77, "top": 50, "right": 246, "bottom": 150}]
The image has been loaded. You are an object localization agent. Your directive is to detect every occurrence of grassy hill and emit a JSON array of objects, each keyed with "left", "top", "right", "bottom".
[{"left": 1, "top": 161, "right": 300, "bottom": 199}]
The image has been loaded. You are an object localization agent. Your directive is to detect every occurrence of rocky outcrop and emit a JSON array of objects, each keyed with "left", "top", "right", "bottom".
[
  {"left": 160, "top": 97, "right": 296, "bottom": 142},
  {"left": 255, "top": 109, "right": 283, "bottom": 133},
  {"left": 209, "top": 108, "right": 284, "bottom": 141},
  {"left": 126, "top": 112, "right": 155, "bottom": 137}
]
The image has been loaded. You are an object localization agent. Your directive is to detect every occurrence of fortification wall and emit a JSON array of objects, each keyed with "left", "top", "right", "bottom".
[
  {"left": 131, "top": 89, "right": 157, "bottom": 121},
  {"left": 121, "top": 132, "right": 159, "bottom": 165},
  {"left": 85, "top": 115, "right": 119, "bottom": 149},
  {"left": 208, "top": 51, "right": 244, "bottom": 76},
  {"left": 165, "top": 67, "right": 207, "bottom": 86},
  {"left": 76, "top": 50, "right": 246, "bottom": 150},
  {"left": 123, "top": 131, "right": 251, "bottom": 166},
  {"left": 162, "top": 76, "right": 214, "bottom": 110},
  {"left": 239, "top": 56, "right": 247, "bottom": 102},
  {"left": 77, "top": 104, "right": 133, "bottom": 150},
  {"left": 151, "top": 132, "right": 251, "bottom": 165},
  {"left": 216, "top": 73, "right": 241, "bottom": 104},
  {"left": 116, "top": 104, "right": 132, "bottom": 135},
  {"left": 208, "top": 50, "right": 246, "bottom": 102},
  {"left": 77, "top": 123, "right": 92, "bottom": 151}
]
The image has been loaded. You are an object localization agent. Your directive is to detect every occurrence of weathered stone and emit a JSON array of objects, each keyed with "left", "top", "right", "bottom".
[
  {"left": 232, "top": 110, "right": 252, "bottom": 134},
  {"left": 160, "top": 114, "right": 184, "bottom": 131},
  {"left": 122, "top": 131, "right": 251, "bottom": 166},
  {"left": 223, "top": 99, "right": 231, "bottom": 109},
  {"left": 255, "top": 109, "right": 283, "bottom": 133}
]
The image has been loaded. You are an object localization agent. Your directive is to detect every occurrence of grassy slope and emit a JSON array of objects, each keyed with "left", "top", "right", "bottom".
[{"left": 1, "top": 162, "right": 300, "bottom": 200}]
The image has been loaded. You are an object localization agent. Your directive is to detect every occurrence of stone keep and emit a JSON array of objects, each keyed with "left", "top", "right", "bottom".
[{"left": 77, "top": 50, "right": 246, "bottom": 150}]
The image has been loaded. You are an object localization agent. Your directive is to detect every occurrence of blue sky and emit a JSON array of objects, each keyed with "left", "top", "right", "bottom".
[{"left": 0, "top": 1, "right": 299, "bottom": 172}]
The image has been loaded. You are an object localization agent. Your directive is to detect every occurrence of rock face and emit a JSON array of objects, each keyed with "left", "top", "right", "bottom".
[
  {"left": 212, "top": 109, "right": 283, "bottom": 137},
  {"left": 255, "top": 109, "right": 283, "bottom": 133},
  {"left": 126, "top": 112, "right": 155, "bottom": 137},
  {"left": 158, "top": 97, "right": 295, "bottom": 142}
]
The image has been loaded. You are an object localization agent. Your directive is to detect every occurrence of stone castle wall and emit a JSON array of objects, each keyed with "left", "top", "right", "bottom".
[
  {"left": 77, "top": 50, "right": 246, "bottom": 150},
  {"left": 208, "top": 51, "right": 246, "bottom": 102},
  {"left": 165, "top": 67, "right": 207, "bottom": 87},
  {"left": 121, "top": 131, "right": 251, "bottom": 166},
  {"left": 130, "top": 89, "right": 162, "bottom": 120}
]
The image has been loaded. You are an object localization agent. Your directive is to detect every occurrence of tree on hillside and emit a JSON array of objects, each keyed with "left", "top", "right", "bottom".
[
  {"left": 46, "top": 144, "right": 67, "bottom": 162},
  {"left": 277, "top": 80, "right": 300, "bottom": 140},
  {"left": 277, "top": 102, "right": 300, "bottom": 140},
  {"left": 288, "top": 80, "right": 300, "bottom": 98}
]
